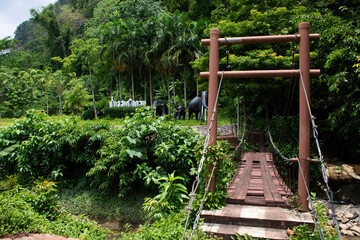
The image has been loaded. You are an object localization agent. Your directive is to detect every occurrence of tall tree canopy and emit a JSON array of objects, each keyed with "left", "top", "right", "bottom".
[{"left": 0, "top": 0, "right": 359, "bottom": 161}]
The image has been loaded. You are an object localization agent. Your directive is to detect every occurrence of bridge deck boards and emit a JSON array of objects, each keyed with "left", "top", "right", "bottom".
[{"left": 227, "top": 152, "right": 292, "bottom": 207}]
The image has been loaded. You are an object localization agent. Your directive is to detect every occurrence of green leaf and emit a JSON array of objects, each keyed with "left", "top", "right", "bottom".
[
  {"left": 0, "top": 143, "right": 19, "bottom": 157},
  {"left": 126, "top": 149, "right": 143, "bottom": 159}
]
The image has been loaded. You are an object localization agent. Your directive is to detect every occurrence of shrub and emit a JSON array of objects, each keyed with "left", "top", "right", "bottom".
[
  {"left": 103, "top": 106, "right": 136, "bottom": 119},
  {"left": 120, "top": 210, "right": 218, "bottom": 240},
  {"left": 87, "top": 107, "right": 202, "bottom": 196},
  {"left": 81, "top": 109, "right": 95, "bottom": 120},
  {"left": 0, "top": 179, "right": 109, "bottom": 239},
  {"left": 143, "top": 172, "right": 189, "bottom": 219},
  {"left": 194, "top": 141, "right": 236, "bottom": 210},
  {"left": 290, "top": 194, "right": 339, "bottom": 240},
  {"left": 0, "top": 110, "right": 109, "bottom": 182}
]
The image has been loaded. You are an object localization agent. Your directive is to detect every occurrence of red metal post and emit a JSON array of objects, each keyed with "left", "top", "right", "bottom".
[
  {"left": 207, "top": 28, "right": 220, "bottom": 192},
  {"left": 298, "top": 22, "right": 311, "bottom": 211}
]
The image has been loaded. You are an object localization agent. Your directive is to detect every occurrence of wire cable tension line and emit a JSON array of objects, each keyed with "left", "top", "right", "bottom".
[
  {"left": 265, "top": 70, "right": 342, "bottom": 240},
  {"left": 299, "top": 69, "right": 342, "bottom": 240},
  {"left": 182, "top": 71, "right": 225, "bottom": 240}
]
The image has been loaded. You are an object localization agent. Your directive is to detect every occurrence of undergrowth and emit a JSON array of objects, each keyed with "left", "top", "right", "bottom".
[
  {"left": 59, "top": 187, "right": 146, "bottom": 224},
  {"left": 0, "top": 177, "right": 109, "bottom": 239}
]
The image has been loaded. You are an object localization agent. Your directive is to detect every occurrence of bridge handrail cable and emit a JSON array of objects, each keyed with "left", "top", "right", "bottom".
[
  {"left": 267, "top": 107, "right": 330, "bottom": 240},
  {"left": 299, "top": 69, "right": 342, "bottom": 240},
  {"left": 182, "top": 71, "right": 225, "bottom": 240}
]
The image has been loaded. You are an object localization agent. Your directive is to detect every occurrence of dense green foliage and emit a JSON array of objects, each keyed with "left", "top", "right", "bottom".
[
  {"left": 0, "top": 110, "right": 234, "bottom": 238},
  {"left": 0, "top": 109, "right": 203, "bottom": 195},
  {"left": 290, "top": 194, "right": 339, "bottom": 240},
  {"left": 87, "top": 107, "right": 202, "bottom": 196},
  {"left": 102, "top": 106, "right": 136, "bottom": 119},
  {"left": 1, "top": 0, "right": 358, "bottom": 161},
  {"left": 120, "top": 210, "right": 219, "bottom": 240},
  {"left": 196, "top": 143, "right": 236, "bottom": 210},
  {"left": 0, "top": 0, "right": 357, "bottom": 237},
  {"left": 0, "top": 110, "right": 108, "bottom": 181},
  {"left": 0, "top": 177, "right": 109, "bottom": 239}
]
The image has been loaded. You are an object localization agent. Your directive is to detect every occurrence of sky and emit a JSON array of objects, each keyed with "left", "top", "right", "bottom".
[{"left": 0, "top": 0, "right": 57, "bottom": 39}]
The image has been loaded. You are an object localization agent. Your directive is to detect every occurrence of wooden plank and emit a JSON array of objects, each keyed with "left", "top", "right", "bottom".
[
  {"left": 230, "top": 153, "right": 254, "bottom": 200},
  {"left": 227, "top": 151, "right": 292, "bottom": 207},
  {"left": 259, "top": 153, "right": 284, "bottom": 204},
  {"left": 259, "top": 153, "right": 275, "bottom": 203}
]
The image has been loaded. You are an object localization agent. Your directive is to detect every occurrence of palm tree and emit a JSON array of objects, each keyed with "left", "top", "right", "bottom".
[
  {"left": 102, "top": 19, "right": 145, "bottom": 101},
  {"left": 52, "top": 70, "right": 67, "bottom": 115},
  {"left": 160, "top": 13, "right": 202, "bottom": 109},
  {"left": 37, "top": 67, "right": 53, "bottom": 114}
]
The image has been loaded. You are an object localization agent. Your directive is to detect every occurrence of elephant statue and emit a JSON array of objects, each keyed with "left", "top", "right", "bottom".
[
  {"left": 188, "top": 91, "right": 208, "bottom": 121},
  {"left": 154, "top": 99, "right": 168, "bottom": 116},
  {"left": 173, "top": 102, "right": 186, "bottom": 121}
]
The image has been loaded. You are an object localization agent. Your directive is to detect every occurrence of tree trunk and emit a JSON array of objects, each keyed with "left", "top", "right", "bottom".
[
  {"left": 167, "top": 74, "right": 171, "bottom": 120},
  {"left": 58, "top": 91, "right": 62, "bottom": 115},
  {"left": 131, "top": 62, "right": 134, "bottom": 100},
  {"left": 196, "top": 78, "right": 199, "bottom": 96},
  {"left": 110, "top": 78, "right": 113, "bottom": 97},
  {"left": 149, "top": 68, "right": 153, "bottom": 106},
  {"left": 116, "top": 72, "right": 122, "bottom": 101},
  {"left": 183, "top": 65, "right": 187, "bottom": 118},
  {"left": 90, "top": 64, "right": 98, "bottom": 119},
  {"left": 46, "top": 90, "right": 49, "bottom": 115},
  {"left": 183, "top": 66, "right": 187, "bottom": 106},
  {"left": 172, "top": 72, "right": 176, "bottom": 104},
  {"left": 144, "top": 74, "right": 147, "bottom": 104}
]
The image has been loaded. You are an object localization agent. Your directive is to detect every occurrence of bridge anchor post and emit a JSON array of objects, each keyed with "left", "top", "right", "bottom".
[
  {"left": 298, "top": 22, "right": 311, "bottom": 212},
  {"left": 207, "top": 28, "right": 220, "bottom": 192}
]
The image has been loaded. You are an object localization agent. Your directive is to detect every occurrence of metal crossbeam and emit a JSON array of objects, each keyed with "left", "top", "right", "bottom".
[
  {"left": 200, "top": 69, "right": 320, "bottom": 79},
  {"left": 201, "top": 34, "right": 320, "bottom": 45}
]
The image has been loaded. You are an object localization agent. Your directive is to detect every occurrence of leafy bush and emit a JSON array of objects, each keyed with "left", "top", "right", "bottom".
[
  {"left": 195, "top": 142, "right": 236, "bottom": 210},
  {"left": 120, "top": 210, "right": 218, "bottom": 240},
  {"left": 103, "top": 106, "right": 136, "bottom": 119},
  {"left": 0, "top": 179, "right": 108, "bottom": 239},
  {"left": 87, "top": 107, "right": 202, "bottom": 196},
  {"left": 143, "top": 172, "right": 189, "bottom": 219},
  {"left": 81, "top": 109, "right": 95, "bottom": 120},
  {"left": 0, "top": 109, "right": 204, "bottom": 197},
  {"left": 0, "top": 110, "right": 109, "bottom": 182},
  {"left": 290, "top": 194, "right": 339, "bottom": 240}
]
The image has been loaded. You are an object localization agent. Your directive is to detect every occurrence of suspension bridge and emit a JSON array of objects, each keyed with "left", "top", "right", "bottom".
[
  {"left": 200, "top": 137, "right": 313, "bottom": 239},
  {"left": 182, "top": 22, "right": 342, "bottom": 240}
]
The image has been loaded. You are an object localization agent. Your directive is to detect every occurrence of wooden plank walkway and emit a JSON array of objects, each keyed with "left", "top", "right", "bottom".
[{"left": 227, "top": 152, "right": 292, "bottom": 207}]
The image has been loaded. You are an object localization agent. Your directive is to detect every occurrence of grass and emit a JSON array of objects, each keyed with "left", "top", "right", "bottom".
[
  {"left": 0, "top": 110, "right": 237, "bottom": 128},
  {"left": 59, "top": 188, "right": 147, "bottom": 225},
  {"left": 0, "top": 118, "right": 14, "bottom": 127}
]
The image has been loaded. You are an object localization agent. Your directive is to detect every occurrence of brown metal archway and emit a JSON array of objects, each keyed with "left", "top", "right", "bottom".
[{"left": 200, "top": 22, "right": 319, "bottom": 211}]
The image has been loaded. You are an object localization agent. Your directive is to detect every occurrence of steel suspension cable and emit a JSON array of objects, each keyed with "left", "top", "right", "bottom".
[
  {"left": 296, "top": 156, "right": 326, "bottom": 239},
  {"left": 267, "top": 107, "right": 326, "bottom": 240},
  {"left": 181, "top": 71, "right": 225, "bottom": 240},
  {"left": 268, "top": 116, "right": 326, "bottom": 239},
  {"left": 229, "top": 123, "right": 247, "bottom": 159},
  {"left": 267, "top": 126, "right": 292, "bottom": 162},
  {"left": 299, "top": 69, "right": 342, "bottom": 239}
]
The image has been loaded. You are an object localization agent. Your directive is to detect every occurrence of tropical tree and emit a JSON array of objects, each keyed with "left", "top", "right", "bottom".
[
  {"left": 101, "top": 18, "right": 145, "bottom": 100},
  {"left": 159, "top": 12, "right": 203, "bottom": 109},
  {"left": 51, "top": 70, "right": 67, "bottom": 115},
  {"left": 60, "top": 38, "right": 103, "bottom": 118},
  {"left": 63, "top": 74, "right": 91, "bottom": 115},
  {"left": 0, "top": 68, "right": 39, "bottom": 117},
  {"left": 37, "top": 67, "right": 54, "bottom": 114},
  {"left": 30, "top": 4, "right": 71, "bottom": 60}
]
